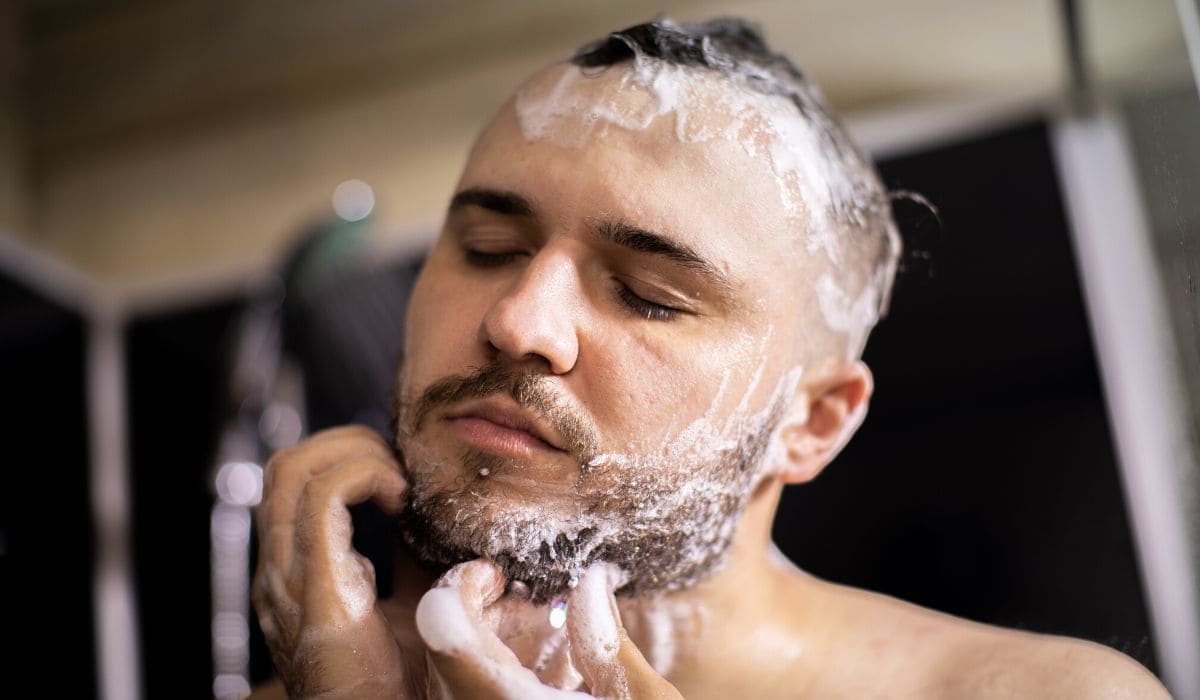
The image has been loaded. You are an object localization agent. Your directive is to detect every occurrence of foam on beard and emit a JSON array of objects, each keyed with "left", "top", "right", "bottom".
[
  {"left": 515, "top": 60, "right": 885, "bottom": 361},
  {"left": 397, "top": 362, "right": 804, "bottom": 605}
]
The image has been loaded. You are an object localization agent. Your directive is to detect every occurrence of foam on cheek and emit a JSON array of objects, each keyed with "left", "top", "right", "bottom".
[
  {"left": 668, "top": 329, "right": 799, "bottom": 472},
  {"left": 703, "top": 367, "right": 733, "bottom": 423},
  {"left": 592, "top": 350, "right": 804, "bottom": 501},
  {"left": 731, "top": 327, "right": 772, "bottom": 418},
  {"left": 756, "top": 364, "right": 806, "bottom": 477}
]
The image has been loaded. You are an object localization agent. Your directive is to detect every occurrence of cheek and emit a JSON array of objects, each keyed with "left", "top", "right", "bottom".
[
  {"left": 402, "top": 266, "right": 489, "bottom": 390},
  {"left": 586, "top": 331, "right": 749, "bottom": 450}
]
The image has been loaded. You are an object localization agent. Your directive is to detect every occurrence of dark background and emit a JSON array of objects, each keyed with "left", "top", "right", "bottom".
[
  {"left": 774, "top": 120, "right": 1153, "bottom": 666},
  {"left": 1, "top": 117, "right": 1157, "bottom": 697}
]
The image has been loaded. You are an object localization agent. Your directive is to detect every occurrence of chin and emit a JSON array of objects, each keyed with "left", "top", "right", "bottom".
[
  {"left": 392, "top": 386, "right": 781, "bottom": 605},
  {"left": 397, "top": 467, "right": 749, "bottom": 605}
]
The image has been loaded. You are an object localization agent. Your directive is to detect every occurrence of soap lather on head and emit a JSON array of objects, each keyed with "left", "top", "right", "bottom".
[
  {"left": 392, "top": 15, "right": 903, "bottom": 605},
  {"left": 247, "top": 15, "right": 1173, "bottom": 700},
  {"left": 516, "top": 16, "right": 902, "bottom": 361}
]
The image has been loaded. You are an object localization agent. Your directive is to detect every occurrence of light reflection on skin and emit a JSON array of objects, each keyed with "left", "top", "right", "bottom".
[
  {"left": 514, "top": 61, "right": 892, "bottom": 358},
  {"left": 391, "top": 62, "right": 836, "bottom": 679},
  {"left": 250, "top": 33, "right": 1173, "bottom": 700}
]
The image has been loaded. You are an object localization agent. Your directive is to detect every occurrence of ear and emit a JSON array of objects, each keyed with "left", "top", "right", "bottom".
[{"left": 776, "top": 361, "right": 873, "bottom": 485}]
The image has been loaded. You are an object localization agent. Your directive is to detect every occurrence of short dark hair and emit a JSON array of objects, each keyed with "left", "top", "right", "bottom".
[
  {"left": 571, "top": 17, "right": 901, "bottom": 352},
  {"left": 573, "top": 17, "right": 817, "bottom": 118}
]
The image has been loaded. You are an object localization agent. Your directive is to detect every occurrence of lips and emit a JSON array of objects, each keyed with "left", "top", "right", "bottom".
[{"left": 445, "top": 399, "right": 565, "bottom": 455}]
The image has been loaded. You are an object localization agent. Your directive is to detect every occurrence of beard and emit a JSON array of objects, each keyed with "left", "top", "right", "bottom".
[{"left": 393, "top": 363, "right": 782, "bottom": 605}]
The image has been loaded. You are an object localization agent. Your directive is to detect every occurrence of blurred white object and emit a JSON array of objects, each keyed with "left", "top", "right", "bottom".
[
  {"left": 332, "top": 179, "right": 375, "bottom": 222},
  {"left": 1052, "top": 109, "right": 1200, "bottom": 700}
]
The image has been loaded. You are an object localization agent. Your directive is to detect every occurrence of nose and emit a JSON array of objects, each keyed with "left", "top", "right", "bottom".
[{"left": 479, "top": 251, "right": 581, "bottom": 374}]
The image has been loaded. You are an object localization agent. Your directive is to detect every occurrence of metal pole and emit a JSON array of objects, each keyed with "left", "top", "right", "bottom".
[{"left": 89, "top": 309, "right": 143, "bottom": 700}]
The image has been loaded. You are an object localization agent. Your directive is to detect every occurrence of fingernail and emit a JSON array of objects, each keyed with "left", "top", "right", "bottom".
[{"left": 434, "top": 562, "right": 469, "bottom": 589}]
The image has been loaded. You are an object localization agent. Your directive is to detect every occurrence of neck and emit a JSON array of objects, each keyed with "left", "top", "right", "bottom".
[
  {"left": 616, "top": 476, "right": 815, "bottom": 680},
  {"left": 388, "top": 477, "right": 820, "bottom": 687}
]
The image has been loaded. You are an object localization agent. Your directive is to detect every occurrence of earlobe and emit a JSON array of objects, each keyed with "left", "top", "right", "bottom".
[{"left": 777, "top": 362, "right": 873, "bottom": 485}]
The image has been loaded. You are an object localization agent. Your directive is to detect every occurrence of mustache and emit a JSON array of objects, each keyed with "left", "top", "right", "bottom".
[{"left": 401, "top": 363, "right": 600, "bottom": 461}]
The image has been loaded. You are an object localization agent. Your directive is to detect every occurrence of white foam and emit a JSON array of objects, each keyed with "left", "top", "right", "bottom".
[
  {"left": 816, "top": 272, "right": 880, "bottom": 359},
  {"left": 415, "top": 587, "right": 479, "bottom": 655},
  {"left": 515, "top": 63, "right": 844, "bottom": 258},
  {"left": 417, "top": 586, "right": 593, "bottom": 699},
  {"left": 570, "top": 564, "right": 621, "bottom": 661},
  {"left": 563, "top": 563, "right": 627, "bottom": 696},
  {"left": 514, "top": 62, "right": 891, "bottom": 359},
  {"left": 327, "top": 503, "right": 373, "bottom": 622}
]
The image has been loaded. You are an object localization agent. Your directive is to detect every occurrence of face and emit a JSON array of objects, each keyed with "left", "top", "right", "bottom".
[{"left": 393, "top": 63, "right": 820, "bottom": 603}]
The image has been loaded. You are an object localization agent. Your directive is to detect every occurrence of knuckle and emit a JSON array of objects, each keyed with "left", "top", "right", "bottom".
[
  {"left": 261, "top": 448, "right": 296, "bottom": 483},
  {"left": 250, "top": 578, "right": 271, "bottom": 612},
  {"left": 315, "top": 423, "right": 382, "bottom": 445},
  {"left": 299, "top": 475, "right": 333, "bottom": 505},
  {"left": 354, "top": 552, "right": 378, "bottom": 587}
]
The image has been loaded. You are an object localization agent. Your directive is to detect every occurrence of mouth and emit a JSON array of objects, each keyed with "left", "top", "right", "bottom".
[{"left": 444, "top": 399, "right": 566, "bottom": 457}]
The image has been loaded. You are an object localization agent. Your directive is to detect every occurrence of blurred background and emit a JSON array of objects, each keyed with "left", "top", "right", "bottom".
[{"left": 1, "top": 1, "right": 1198, "bottom": 698}]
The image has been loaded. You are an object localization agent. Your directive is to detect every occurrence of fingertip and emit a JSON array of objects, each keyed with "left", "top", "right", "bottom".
[
  {"left": 567, "top": 564, "right": 622, "bottom": 661},
  {"left": 463, "top": 560, "right": 508, "bottom": 607},
  {"left": 372, "top": 471, "right": 408, "bottom": 515},
  {"left": 435, "top": 560, "right": 507, "bottom": 610},
  {"left": 576, "top": 561, "right": 628, "bottom": 601},
  {"left": 416, "top": 587, "right": 477, "bottom": 655}
]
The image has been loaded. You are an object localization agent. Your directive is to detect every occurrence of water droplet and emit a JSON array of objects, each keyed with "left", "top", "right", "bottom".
[{"left": 549, "top": 599, "right": 568, "bottom": 629}]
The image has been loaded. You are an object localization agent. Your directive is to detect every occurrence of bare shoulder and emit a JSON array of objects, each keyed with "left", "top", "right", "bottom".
[
  {"left": 927, "top": 629, "right": 1172, "bottom": 699},
  {"left": 813, "top": 580, "right": 1171, "bottom": 699}
]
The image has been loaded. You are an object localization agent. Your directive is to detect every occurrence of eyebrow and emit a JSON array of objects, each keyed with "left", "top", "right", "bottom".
[
  {"left": 448, "top": 186, "right": 734, "bottom": 298},
  {"left": 448, "top": 187, "right": 536, "bottom": 217},
  {"left": 593, "top": 220, "right": 734, "bottom": 295}
]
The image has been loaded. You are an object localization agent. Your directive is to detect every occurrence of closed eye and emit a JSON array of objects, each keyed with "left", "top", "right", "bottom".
[
  {"left": 464, "top": 249, "right": 523, "bottom": 268},
  {"left": 616, "top": 283, "right": 682, "bottom": 321}
]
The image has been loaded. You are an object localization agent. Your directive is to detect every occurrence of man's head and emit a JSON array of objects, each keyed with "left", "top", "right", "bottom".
[{"left": 392, "top": 17, "right": 900, "bottom": 603}]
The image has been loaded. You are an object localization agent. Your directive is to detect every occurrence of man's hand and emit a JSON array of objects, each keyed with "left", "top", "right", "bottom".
[
  {"left": 416, "top": 560, "right": 683, "bottom": 700},
  {"left": 251, "top": 425, "right": 410, "bottom": 698},
  {"left": 250, "top": 425, "right": 679, "bottom": 699}
]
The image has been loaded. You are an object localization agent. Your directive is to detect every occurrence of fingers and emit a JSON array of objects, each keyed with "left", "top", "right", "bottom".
[
  {"left": 257, "top": 426, "right": 405, "bottom": 584},
  {"left": 417, "top": 560, "right": 509, "bottom": 660},
  {"left": 417, "top": 561, "right": 591, "bottom": 700},
  {"left": 250, "top": 425, "right": 407, "bottom": 670},
  {"left": 567, "top": 564, "right": 682, "bottom": 700},
  {"left": 294, "top": 454, "right": 408, "bottom": 624},
  {"left": 435, "top": 559, "right": 509, "bottom": 612},
  {"left": 415, "top": 559, "right": 679, "bottom": 699},
  {"left": 566, "top": 563, "right": 626, "bottom": 696}
]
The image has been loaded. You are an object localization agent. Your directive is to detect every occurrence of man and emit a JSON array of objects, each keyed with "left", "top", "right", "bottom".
[{"left": 250, "top": 17, "right": 1170, "bottom": 699}]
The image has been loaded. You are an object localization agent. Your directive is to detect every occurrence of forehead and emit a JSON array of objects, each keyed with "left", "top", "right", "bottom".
[{"left": 458, "top": 63, "right": 815, "bottom": 277}]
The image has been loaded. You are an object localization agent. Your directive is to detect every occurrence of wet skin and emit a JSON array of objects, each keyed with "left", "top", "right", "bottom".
[{"left": 249, "top": 65, "right": 1173, "bottom": 699}]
